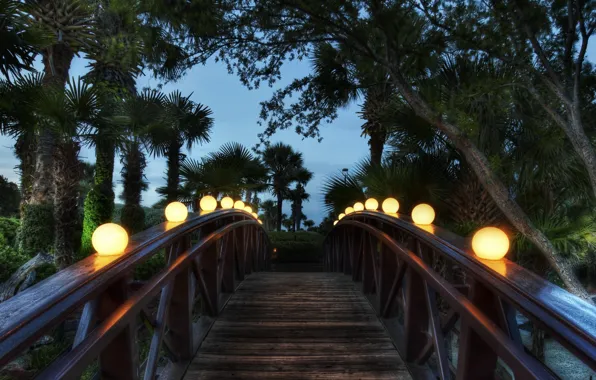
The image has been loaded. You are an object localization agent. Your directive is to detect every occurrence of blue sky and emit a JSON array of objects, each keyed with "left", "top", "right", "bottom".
[{"left": 0, "top": 57, "right": 370, "bottom": 224}]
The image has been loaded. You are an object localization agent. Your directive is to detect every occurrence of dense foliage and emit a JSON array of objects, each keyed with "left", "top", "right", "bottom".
[{"left": 269, "top": 231, "right": 324, "bottom": 263}]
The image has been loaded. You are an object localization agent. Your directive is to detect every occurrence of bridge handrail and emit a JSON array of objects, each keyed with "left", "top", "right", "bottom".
[
  {"left": 325, "top": 211, "right": 596, "bottom": 379},
  {"left": 0, "top": 209, "right": 271, "bottom": 379}
]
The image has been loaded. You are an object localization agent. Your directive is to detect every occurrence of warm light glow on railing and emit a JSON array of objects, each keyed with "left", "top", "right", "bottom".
[
  {"left": 365, "top": 198, "right": 378, "bottom": 211},
  {"left": 382, "top": 198, "right": 399, "bottom": 214},
  {"left": 258, "top": 219, "right": 263, "bottom": 224},
  {"left": 334, "top": 220, "right": 338, "bottom": 225},
  {"left": 345, "top": 206, "right": 354, "bottom": 215},
  {"left": 165, "top": 201, "right": 188, "bottom": 222},
  {"left": 220, "top": 196, "right": 234, "bottom": 209},
  {"left": 251, "top": 212, "right": 258, "bottom": 219},
  {"left": 353, "top": 202, "right": 364, "bottom": 212},
  {"left": 92, "top": 223, "right": 129, "bottom": 256},
  {"left": 234, "top": 200, "right": 245, "bottom": 209},
  {"left": 472, "top": 227, "right": 510, "bottom": 260},
  {"left": 338, "top": 213, "right": 345, "bottom": 220},
  {"left": 244, "top": 205, "right": 253, "bottom": 213},
  {"left": 200, "top": 195, "right": 217, "bottom": 211},
  {"left": 411, "top": 203, "right": 435, "bottom": 225}
]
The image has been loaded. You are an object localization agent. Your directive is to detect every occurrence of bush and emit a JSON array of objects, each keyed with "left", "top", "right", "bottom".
[
  {"left": 0, "top": 245, "right": 30, "bottom": 282},
  {"left": 0, "top": 217, "right": 19, "bottom": 248},
  {"left": 113, "top": 204, "right": 166, "bottom": 232},
  {"left": 269, "top": 231, "right": 324, "bottom": 263},
  {"left": 18, "top": 203, "right": 55, "bottom": 255}
]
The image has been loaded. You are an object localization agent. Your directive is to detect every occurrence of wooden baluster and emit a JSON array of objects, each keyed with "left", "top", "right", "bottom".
[
  {"left": 221, "top": 231, "right": 236, "bottom": 293},
  {"left": 352, "top": 231, "right": 363, "bottom": 282},
  {"left": 244, "top": 226, "right": 253, "bottom": 275},
  {"left": 343, "top": 230, "right": 353, "bottom": 276},
  {"left": 167, "top": 236, "right": 194, "bottom": 360},
  {"left": 197, "top": 222, "right": 219, "bottom": 317},
  {"left": 361, "top": 233, "right": 375, "bottom": 294},
  {"left": 424, "top": 282, "right": 451, "bottom": 380},
  {"left": 456, "top": 280, "right": 500, "bottom": 379},
  {"left": 234, "top": 227, "right": 245, "bottom": 282},
  {"left": 403, "top": 242, "right": 431, "bottom": 363},
  {"left": 97, "top": 277, "right": 138, "bottom": 380},
  {"left": 378, "top": 245, "right": 400, "bottom": 318}
]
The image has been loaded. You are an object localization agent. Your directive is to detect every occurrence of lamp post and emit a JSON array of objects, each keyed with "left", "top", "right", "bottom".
[{"left": 342, "top": 168, "right": 349, "bottom": 185}]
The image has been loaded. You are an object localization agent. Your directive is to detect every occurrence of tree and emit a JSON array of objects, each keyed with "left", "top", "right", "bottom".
[
  {"left": 303, "top": 219, "right": 315, "bottom": 231},
  {"left": 0, "top": 176, "right": 20, "bottom": 217},
  {"left": 152, "top": 90, "right": 213, "bottom": 202},
  {"left": 259, "top": 199, "right": 277, "bottom": 231},
  {"left": 261, "top": 142, "right": 308, "bottom": 231},
  {"left": 289, "top": 167, "right": 313, "bottom": 231},
  {"left": 209, "top": 1, "right": 590, "bottom": 297},
  {"left": 117, "top": 89, "right": 164, "bottom": 234},
  {"left": 180, "top": 142, "right": 268, "bottom": 208}
]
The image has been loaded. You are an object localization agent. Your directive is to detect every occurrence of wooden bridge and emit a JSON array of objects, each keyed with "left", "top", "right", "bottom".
[{"left": 0, "top": 210, "right": 595, "bottom": 379}]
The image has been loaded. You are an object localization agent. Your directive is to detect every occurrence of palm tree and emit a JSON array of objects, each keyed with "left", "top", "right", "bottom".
[
  {"left": 289, "top": 167, "right": 313, "bottom": 231},
  {"left": 259, "top": 199, "right": 277, "bottom": 231},
  {"left": 303, "top": 219, "right": 315, "bottom": 231},
  {"left": 152, "top": 90, "right": 213, "bottom": 202},
  {"left": 180, "top": 142, "right": 267, "bottom": 208},
  {"left": 117, "top": 89, "right": 165, "bottom": 233},
  {"left": 261, "top": 142, "right": 308, "bottom": 231}
]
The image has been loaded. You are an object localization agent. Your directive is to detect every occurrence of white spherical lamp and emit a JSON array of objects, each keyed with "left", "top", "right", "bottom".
[
  {"left": 200, "top": 195, "right": 217, "bottom": 212},
  {"left": 382, "top": 198, "right": 399, "bottom": 214},
  {"left": 244, "top": 205, "right": 253, "bottom": 213},
  {"left": 353, "top": 202, "right": 364, "bottom": 212},
  {"left": 345, "top": 206, "right": 354, "bottom": 215},
  {"left": 338, "top": 213, "right": 345, "bottom": 220},
  {"left": 165, "top": 201, "right": 188, "bottom": 222},
  {"left": 412, "top": 203, "right": 435, "bottom": 225},
  {"left": 365, "top": 198, "right": 378, "bottom": 211},
  {"left": 92, "top": 223, "right": 129, "bottom": 256},
  {"left": 220, "top": 196, "right": 234, "bottom": 209},
  {"left": 472, "top": 227, "right": 510, "bottom": 260},
  {"left": 333, "top": 220, "right": 338, "bottom": 225},
  {"left": 234, "top": 200, "right": 245, "bottom": 209}
]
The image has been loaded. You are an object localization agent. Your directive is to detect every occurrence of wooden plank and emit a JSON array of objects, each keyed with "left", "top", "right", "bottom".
[{"left": 184, "top": 272, "right": 411, "bottom": 379}]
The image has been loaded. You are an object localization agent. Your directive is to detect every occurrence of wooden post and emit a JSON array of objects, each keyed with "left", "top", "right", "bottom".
[
  {"left": 198, "top": 222, "right": 219, "bottom": 317},
  {"left": 166, "top": 236, "right": 194, "bottom": 360},
  {"left": 361, "top": 233, "right": 375, "bottom": 294},
  {"left": 456, "top": 281, "right": 500, "bottom": 379},
  {"left": 403, "top": 266, "right": 430, "bottom": 362},
  {"left": 234, "top": 227, "right": 245, "bottom": 282},
  {"left": 221, "top": 232, "right": 236, "bottom": 293},
  {"left": 97, "top": 277, "right": 138, "bottom": 380},
  {"left": 378, "top": 245, "right": 399, "bottom": 318},
  {"left": 244, "top": 226, "right": 253, "bottom": 275}
]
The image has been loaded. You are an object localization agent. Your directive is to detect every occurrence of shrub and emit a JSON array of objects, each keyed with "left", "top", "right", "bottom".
[
  {"left": 269, "top": 231, "right": 324, "bottom": 263},
  {"left": 18, "top": 203, "right": 54, "bottom": 255},
  {"left": 0, "top": 217, "right": 19, "bottom": 248},
  {"left": 81, "top": 186, "right": 115, "bottom": 255},
  {"left": 0, "top": 245, "right": 30, "bottom": 282}
]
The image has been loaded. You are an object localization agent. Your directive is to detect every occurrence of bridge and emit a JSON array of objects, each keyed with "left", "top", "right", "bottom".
[{"left": 0, "top": 209, "right": 595, "bottom": 379}]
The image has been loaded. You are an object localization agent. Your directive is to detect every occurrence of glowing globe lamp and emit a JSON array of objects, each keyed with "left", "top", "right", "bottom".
[
  {"left": 165, "top": 201, "right": 188, "bottom": 222},
  {"left": 234, "top": 200, "right": 245, "bottom": 209},
  {"left": 244, "top": 205, "right": 253, "bottom": 213},
  {"left": 412, "top": 203, "right": 435, "bottom": 225},
  {"left": 382, "top": 198, "right": 399, "bottom": 214},
  {"left": 333, "top": 220, "right": 338, "bottom": 225},
  {"left": 353, "top": 202, "right": 364, "bottom": 212},
  {"left": 92, "top": 223, "right": 128, "bottom": 256},
  {"left": 472, "top": 227, "right": 510, "bottom": 260},
  {"left": 365, "top": 198, "right": 378, "bottom": 211},
  {"left": 200, "top": 195, "right": 217, "bottom": 212},
  {"left": 338, "top": 213, "right": 345, "bottom": 220},
  {"left": 345, "top": 206, "right": 355, "bottom": 215},
  {"left": 252, "top": 212, "right": 258, "bottom": 219},
  {"left": 220, "top": 196, "right": 234, "bottom": 209}
]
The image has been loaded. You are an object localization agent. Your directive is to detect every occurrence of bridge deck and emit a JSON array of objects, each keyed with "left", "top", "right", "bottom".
[{"left": 184, "top": 272, "right": 411, "bottom": 379}]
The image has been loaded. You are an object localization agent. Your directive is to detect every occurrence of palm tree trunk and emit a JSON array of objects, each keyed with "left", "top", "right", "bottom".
[
  {"left": 121, "top": 142, "right": 146, "bottom": 234},
  {"left": 15, "top": 131, "right": 36, "bottom": 206},
  {"left": 166, "top": 141, "right": 181, "bottom": 202},
  {"left": 53, "top": 141, "right": 82, "bottom": 269},
  {"left": 245, "top": 190, "right": 253, "bottom": 204},
  {"left": 276, "top": 192, "right": 283, "bottom": 231},
  {"left": 81, "top": 136, "right": 115, "bottom": 254},
  {"left": 369, "top": 126, "right": 387, "bottom": 166},
  {"left": 390, "top": 68, "right": 589, "bottom": 298},
  {"left": 20, "top": 44, "right": 74, "bottom": 255}
]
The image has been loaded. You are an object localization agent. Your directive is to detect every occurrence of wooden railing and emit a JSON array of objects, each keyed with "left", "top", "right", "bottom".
[
  {"left": 325, "top": 211, "right": 596, "bottom": 380},
  {"left": 0, "top": 209, "right": 270, "bottom": 380}
]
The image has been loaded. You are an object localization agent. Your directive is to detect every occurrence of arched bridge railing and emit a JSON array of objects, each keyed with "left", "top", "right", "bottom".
[
  {"left": 0, "top": 209, "right": 270, "bottom": 380},
  {"left": 325, "top": 211, "right": 596, "bottom": 380}
]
